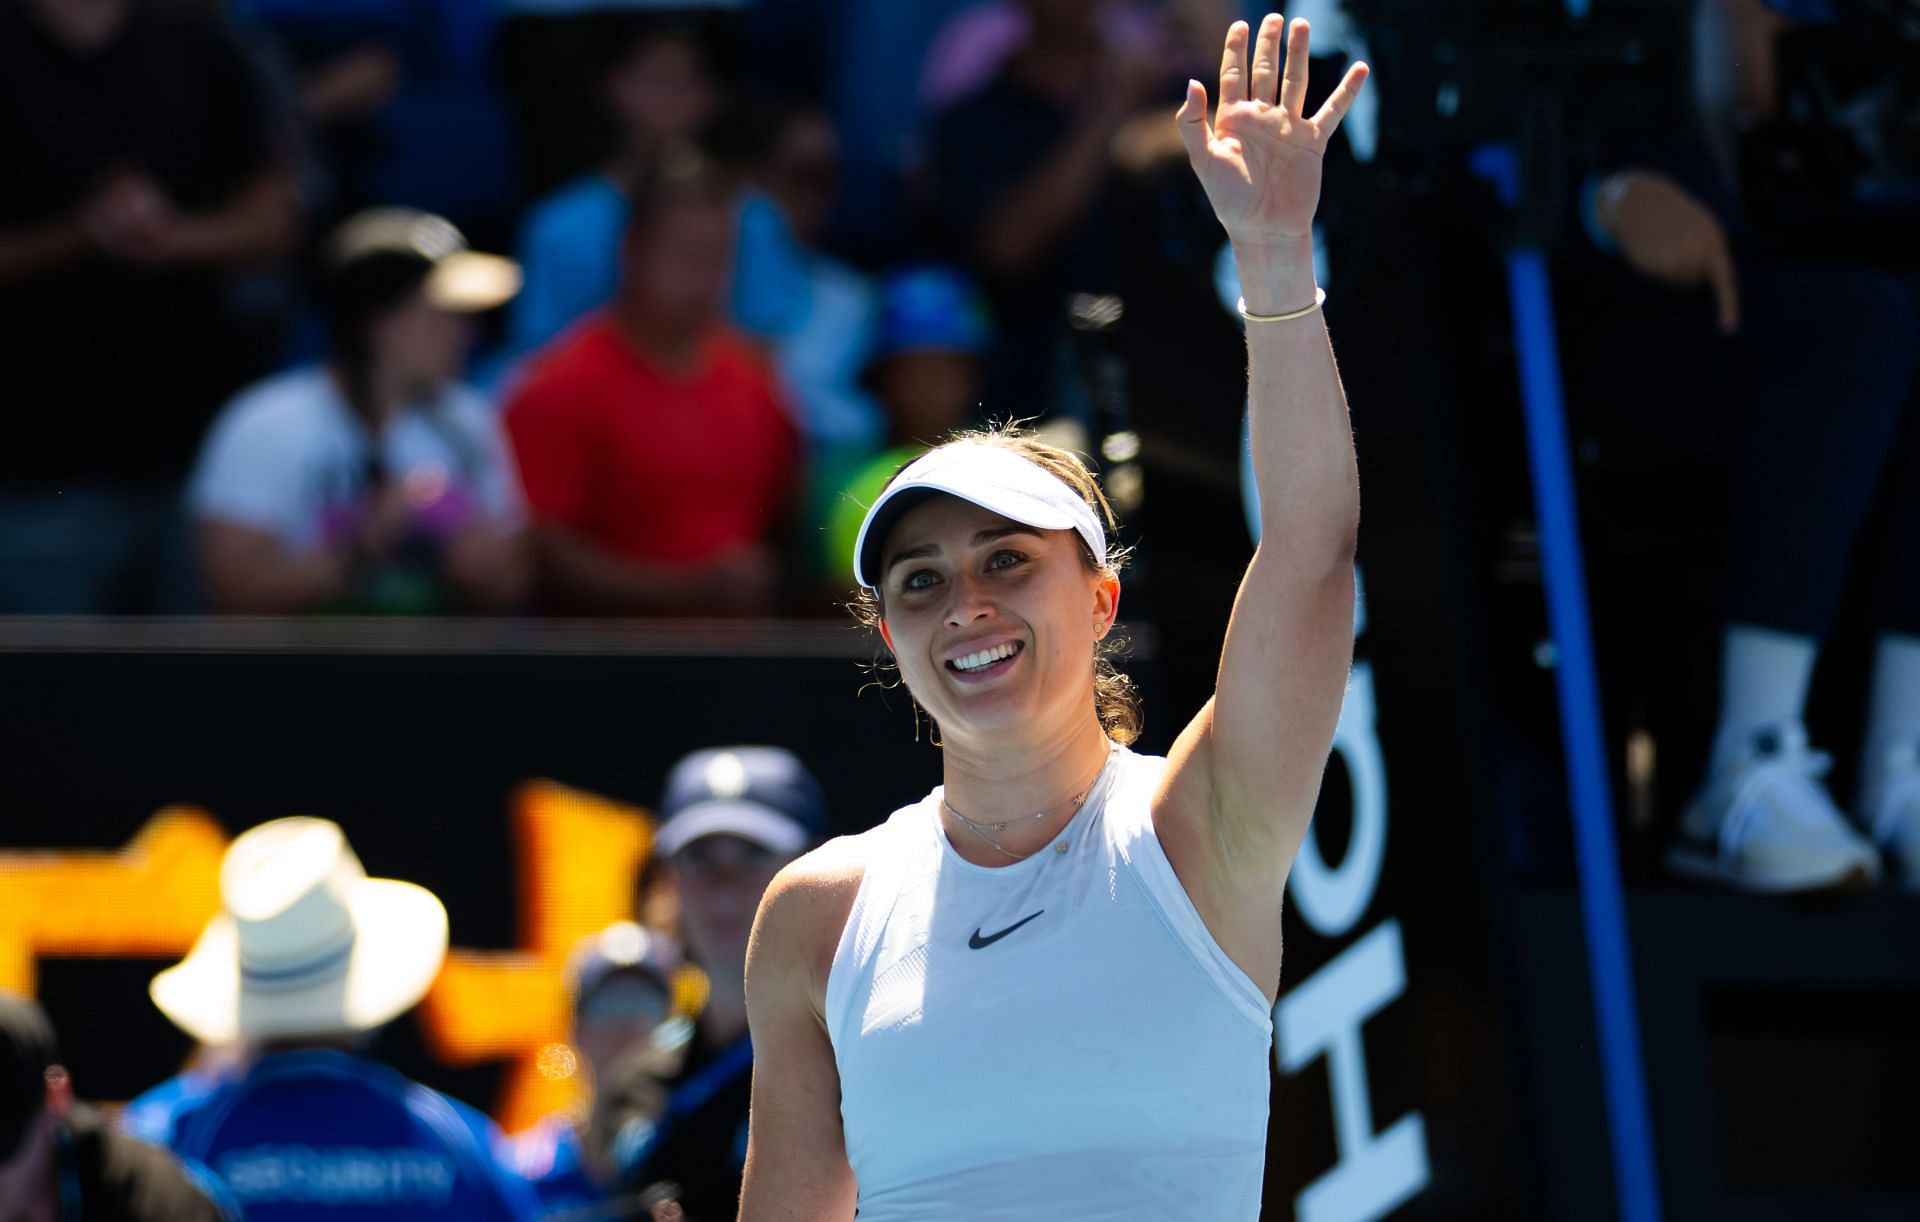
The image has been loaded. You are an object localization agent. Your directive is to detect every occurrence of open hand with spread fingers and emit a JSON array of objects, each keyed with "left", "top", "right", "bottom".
[{"left": 1175, "top": 14, "right": 1369, "bottom": 250}]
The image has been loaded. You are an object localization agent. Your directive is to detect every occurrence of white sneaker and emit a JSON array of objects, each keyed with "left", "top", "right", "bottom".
[
  {"left": 1860, "top": 739, "right": 1920, "bottom": 890},
  {"left": 1666, "top": 721, "right": 1881, "bottom": 893}
]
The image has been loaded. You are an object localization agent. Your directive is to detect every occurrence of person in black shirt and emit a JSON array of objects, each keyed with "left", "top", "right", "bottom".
[
  {"left": 613, "top": 747, "right": 829, "bottom": 1221},
  {"left": 512, "top": 922, "right": 684, "bottom": 1218},
  {"left": 0, "top": 0, "right": 300, "bottom": 613},
  {"left": 1553, "top": 0, "right": 1920, "bottom": 893},
  {"left": 924, "top": 0, "right": 1202, "bottom": 423},
  {"left": 0, "top": 990, "right": 235, "bottom": 1222}
]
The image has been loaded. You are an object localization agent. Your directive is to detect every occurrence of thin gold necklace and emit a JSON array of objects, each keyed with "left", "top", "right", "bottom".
[{"left": 941, "top": 744, "right": 1114, "bottom": 860}]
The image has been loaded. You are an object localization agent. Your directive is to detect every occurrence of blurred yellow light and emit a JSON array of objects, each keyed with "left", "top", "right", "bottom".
[{"left": 535, "top": 1043, "right": 578, "bottom": 1082}]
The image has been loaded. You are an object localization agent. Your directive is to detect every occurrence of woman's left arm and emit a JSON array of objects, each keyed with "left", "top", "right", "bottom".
[{"left": 1156, "top": 17, "right": 1368, "bottom": 957}]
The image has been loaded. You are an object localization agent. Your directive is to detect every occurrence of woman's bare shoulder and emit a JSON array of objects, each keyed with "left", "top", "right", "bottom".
[
  {"left": 794, "top": 830, "right": 874, "bottom": 882},
  {"left": 752, "top": 833, "right": 874, "bottom": 998}
]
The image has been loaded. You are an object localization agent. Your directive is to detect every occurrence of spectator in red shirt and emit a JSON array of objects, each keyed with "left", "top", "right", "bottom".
[{"left": 505, "top": 150, "right": 801, "bottom": 616}]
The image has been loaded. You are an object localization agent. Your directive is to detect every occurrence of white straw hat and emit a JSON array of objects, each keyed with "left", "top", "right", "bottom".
[
  {"left": 326, "top": 207, "right": 522, "bottom": 313},
  {"left": 852, "top": 441, "right": 1108, "bottom": 589},
  {"left": 150, "top": 818, "right": 449, "bottom": 1045}
]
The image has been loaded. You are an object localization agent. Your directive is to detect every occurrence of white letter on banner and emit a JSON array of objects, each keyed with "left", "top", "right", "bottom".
[
  {"left": 1288, "top": 660, "right": 1388, "bottom": 938},
  {"left": 1276, "top": 919, "right": 1429, "bottom": 1222}
]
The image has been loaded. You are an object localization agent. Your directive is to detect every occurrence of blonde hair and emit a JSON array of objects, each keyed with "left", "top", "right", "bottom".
[{"left": 849, "top": 422, "right": 1141, "bottom": 746}]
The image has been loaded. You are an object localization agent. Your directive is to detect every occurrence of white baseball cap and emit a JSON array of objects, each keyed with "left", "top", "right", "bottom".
[{"left": 852, "top": 442, "right": 1108, "bottom": 590}]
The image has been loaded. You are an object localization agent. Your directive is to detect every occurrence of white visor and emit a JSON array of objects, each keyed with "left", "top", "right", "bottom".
[{"left": 852, "top": 442, "right": 1107, "bottom": 589}]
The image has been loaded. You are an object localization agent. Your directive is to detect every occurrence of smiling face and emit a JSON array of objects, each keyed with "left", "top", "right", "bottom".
[{"left": 877, "top": 495, "right": 1118, "bottom": 748}]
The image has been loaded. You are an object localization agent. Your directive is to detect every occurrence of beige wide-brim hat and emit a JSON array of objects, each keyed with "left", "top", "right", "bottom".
[
  {"left": 151, "top": 817, "right": 449, "bottom": 1046},
  {"left": 326, "top": 207, "right": 522, "bottom": 313}
]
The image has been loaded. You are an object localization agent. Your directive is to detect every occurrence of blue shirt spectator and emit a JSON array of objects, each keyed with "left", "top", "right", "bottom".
[
  {"left": 146, "top": 1048, "right": 535, "bottom": 1221},
  {"left": 503, "top": 17, "right": 718, "bottom": 362},
  {"left": 510, "top": 1115, "right": 602, "bottom": 1218},
  {"left": 714, "top": 98, "right": 882, "bottom": 460},
  {"left": 508, "top": 174, "right": 628, "bottom": 357},
  {"left": 135, "top": 816, "right": 537, "bottom": 1219},
  {"left": 122, "top": 1066, "right": 231, "bottom": 1148},
  {"left": 732, "top": 188, "right": 881, "bottom": 460},
  {"left": 509, "top": 90, "right": 884, "bottom": 462}
]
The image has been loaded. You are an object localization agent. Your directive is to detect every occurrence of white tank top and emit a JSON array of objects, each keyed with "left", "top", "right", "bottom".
[{"left": 824, "top": 745, "right": 1275, "bottom": 1221}]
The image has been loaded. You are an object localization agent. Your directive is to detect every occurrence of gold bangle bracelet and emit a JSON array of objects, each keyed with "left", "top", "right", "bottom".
[{"left": 1237, "top": 287, "right": 1327, "bottom": 323}]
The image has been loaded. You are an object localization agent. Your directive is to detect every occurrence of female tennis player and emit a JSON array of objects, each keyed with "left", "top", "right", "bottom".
[{"left": 739, "top": 15, "right": 1367, "bottom": 1220}]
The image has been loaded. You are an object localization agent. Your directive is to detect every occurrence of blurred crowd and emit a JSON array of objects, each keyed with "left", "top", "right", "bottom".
[
  {"left": 5, "top": 743, "right": 824, "bottom": 1220},
  {"left": 4, "top": 4, "right": 1920, "bottom": 1214},
  {"left": 0, "top": 0, "right": 1235, "bottom": 620}
]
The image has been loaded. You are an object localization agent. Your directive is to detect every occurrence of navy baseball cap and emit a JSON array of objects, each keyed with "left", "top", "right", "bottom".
[
  {"left": 568, "top": 922, "right": 680, "bottom": 1011},
  {"left": 653, "top": 747, "right": 829, "bottom": 858}
]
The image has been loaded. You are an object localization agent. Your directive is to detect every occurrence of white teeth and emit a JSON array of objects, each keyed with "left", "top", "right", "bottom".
[{"left": 954, "top": 642, "right": 1018, "bottom": 672}]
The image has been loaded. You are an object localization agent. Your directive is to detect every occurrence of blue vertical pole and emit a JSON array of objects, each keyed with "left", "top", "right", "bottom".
[{"left": 1469, "top": 143, "right": 1661, "bottom": 1222}]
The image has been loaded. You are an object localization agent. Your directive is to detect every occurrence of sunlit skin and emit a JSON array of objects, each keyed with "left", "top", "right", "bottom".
[
  {"left": 737, "top": 17, "right": 1367, "bottom": 1214},
  {"left": 876, "top": 496, "right": 1119, "bottom": 859}
]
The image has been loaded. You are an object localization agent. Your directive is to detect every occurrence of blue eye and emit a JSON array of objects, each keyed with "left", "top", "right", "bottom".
[
  {"left": 903, "top": 570, "right": 937, "bottom": 591},
  {"left": 988, "top": 551, "right": 1024, "bottom": 571}
]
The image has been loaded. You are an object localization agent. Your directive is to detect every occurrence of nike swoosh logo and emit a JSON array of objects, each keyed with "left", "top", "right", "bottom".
[{"left": 969, "top": 910, "right": 1044, "bottom": 949}]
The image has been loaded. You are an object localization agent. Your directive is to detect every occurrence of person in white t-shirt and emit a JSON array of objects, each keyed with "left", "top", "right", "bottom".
[
  {"left": 738, "top": 17, "right": 1367, "bottom": 1221},
  {"left": 189, "top": 209, "right": 531, "bottom": 614}
]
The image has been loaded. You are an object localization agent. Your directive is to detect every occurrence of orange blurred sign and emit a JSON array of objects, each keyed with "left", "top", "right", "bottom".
[
  {"left": 0, "top": 808, "right": 229, "bottom": 995},
  {"left": 417, "top": 780, "right": 663, "bottom": 1131},
  {"left": 0, "top": 781, "right": 670, "bottom": 1135}
]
